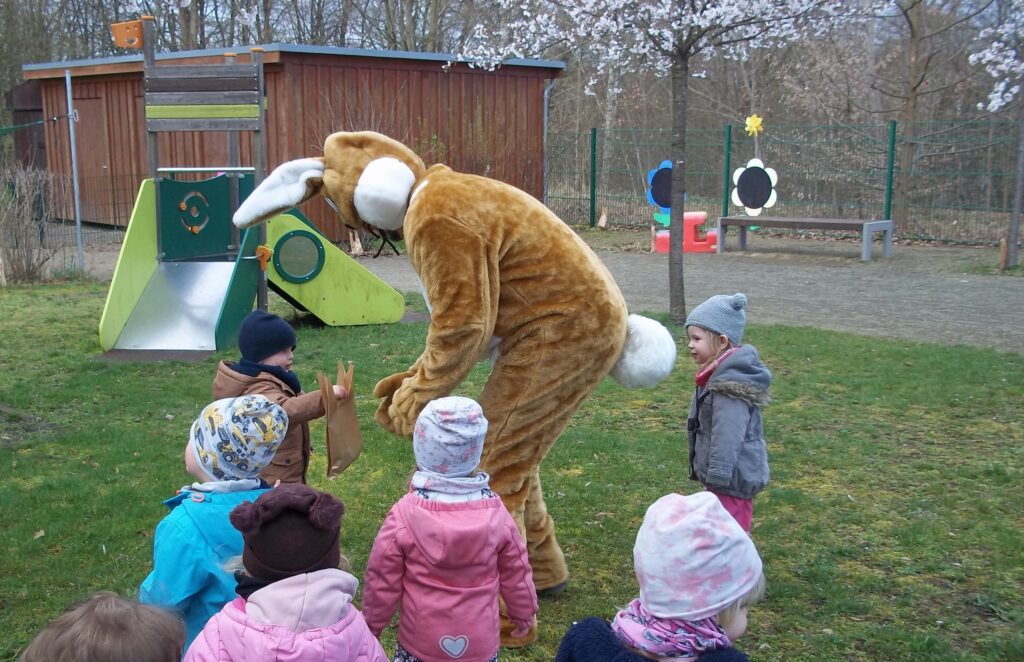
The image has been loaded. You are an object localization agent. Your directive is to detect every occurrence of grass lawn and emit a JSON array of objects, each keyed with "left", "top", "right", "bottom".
[{"left": 0, "top": 281, "right": 1021, "bottom": 661}]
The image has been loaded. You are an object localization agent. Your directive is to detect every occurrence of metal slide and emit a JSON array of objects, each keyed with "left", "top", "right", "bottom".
[{"left": 112, "top": 261, "right": 236, "bottom": 351}]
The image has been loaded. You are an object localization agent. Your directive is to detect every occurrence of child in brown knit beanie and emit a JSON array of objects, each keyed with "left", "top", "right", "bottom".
[{"left": 184, "top": 484, "right": 387, "bottom": 661}]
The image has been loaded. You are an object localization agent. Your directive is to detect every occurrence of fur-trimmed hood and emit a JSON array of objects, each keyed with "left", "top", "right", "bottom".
[{"left": 705, "top": 345, "right": 772, "bottom": 407}]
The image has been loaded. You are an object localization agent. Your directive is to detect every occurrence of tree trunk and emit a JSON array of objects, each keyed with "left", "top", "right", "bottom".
[
  {"left": 1008, "top": 100, "right": 1024, "bottom": 268},
  {"left": 669, "top": 52, "right": 688, "bottom": 322},
  {"left": 261, "top": 0, "right": 273, "bottom": 41},
  {"left": 597, "top": 61, "right": 621, "bottom": 212},
  {"left": 893, "top": 0, "right": 923, "bottom": 235}
]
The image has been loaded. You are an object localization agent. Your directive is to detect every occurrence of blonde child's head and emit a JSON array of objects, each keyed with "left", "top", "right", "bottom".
[
  {"left": 612, "top": 492, "right": 765, "bottom": 658},
  {"left": 185, "top": 395, "right": 288, "bottom": 483},
  {"left": 19, "top": 591, "right": 185, "bottom": 662}
]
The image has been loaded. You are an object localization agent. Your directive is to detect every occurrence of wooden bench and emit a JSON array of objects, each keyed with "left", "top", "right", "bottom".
[{"left": 716, "top": 215, "right": 894, "bottom": 261}]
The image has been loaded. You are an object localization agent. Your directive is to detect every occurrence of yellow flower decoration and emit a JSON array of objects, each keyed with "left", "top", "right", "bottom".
[{"left": 745, "top": 114, "right": 764, "bottom": 137}]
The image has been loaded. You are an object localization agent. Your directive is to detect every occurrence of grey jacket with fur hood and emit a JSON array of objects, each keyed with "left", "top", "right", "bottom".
[{"left": 687, "top": 344, "right": 772, "bottom": 499}]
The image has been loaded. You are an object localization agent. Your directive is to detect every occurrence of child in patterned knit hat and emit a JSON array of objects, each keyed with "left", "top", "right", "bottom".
[
  {"left": 556, "top": 492, "right": 765, "bottom": 662},
  {"left": 362, "top": 396, "right": 538, "bottom": 662},
  {"left": 140, "top": 395, "right": 287, "bottom": 652},
  {"left": 684, "top": 293, "right": 772, "bottom": 532}
]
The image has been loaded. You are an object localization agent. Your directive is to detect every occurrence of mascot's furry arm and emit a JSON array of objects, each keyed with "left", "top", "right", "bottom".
[{"left": 374, "top": 210, "right": 501, "bottom": 433}]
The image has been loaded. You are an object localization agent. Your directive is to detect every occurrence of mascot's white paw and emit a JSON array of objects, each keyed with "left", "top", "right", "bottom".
[{"left": 610, "top": 314, "right": 677, "bottom": 388}]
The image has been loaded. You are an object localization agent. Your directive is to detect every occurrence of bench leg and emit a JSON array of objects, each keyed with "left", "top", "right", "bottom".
[
  {"left": 717, "top": 219, "right": 726, "bottom": 254},
  {"left": 861, "top": 221, "right": 894, "bottom": 261},
  {"left": 861, "top": 229, "right": 872, "bottom": 261},
  {"left": 739, "top": 225, "right": 748, "bottom": 250}
]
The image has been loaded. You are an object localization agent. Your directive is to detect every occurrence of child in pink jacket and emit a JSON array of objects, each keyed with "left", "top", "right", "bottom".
[
  {"left": 184, "top": 484, "right": 388, "bottom": 662},
  {"left": 362, "top": 397, "right": 538, "bottom": 662}
]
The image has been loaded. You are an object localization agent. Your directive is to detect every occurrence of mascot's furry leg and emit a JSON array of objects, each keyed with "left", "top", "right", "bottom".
[{"left": 480, "top": 314, "right": 628, "bottom": 646}]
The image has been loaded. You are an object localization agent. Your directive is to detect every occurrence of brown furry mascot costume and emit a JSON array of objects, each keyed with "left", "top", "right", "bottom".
[{"left": 233, "top": 131, "right": 677, "bottom": 645}]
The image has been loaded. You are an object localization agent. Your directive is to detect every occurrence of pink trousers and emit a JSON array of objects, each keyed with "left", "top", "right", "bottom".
[{"left": 709, "top": 491, "right": 753, "bottom": 532}]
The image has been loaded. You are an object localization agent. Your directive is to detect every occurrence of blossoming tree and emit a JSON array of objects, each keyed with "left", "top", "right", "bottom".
[
  {"left": 464, "top": 0, "right": 848, "bottom": 318},
  {"left": 970, "top": 0, "right": 1023, "bottom": 268}
]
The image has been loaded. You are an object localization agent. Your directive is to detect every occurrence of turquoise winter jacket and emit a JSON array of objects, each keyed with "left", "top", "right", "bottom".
[{"left": 139, "top": 486, "right": 269, "bottom": 651}]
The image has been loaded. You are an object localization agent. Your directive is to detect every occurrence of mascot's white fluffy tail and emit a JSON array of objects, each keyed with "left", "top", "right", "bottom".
[{"left": 610, "top": 314, "right": 677, "bottom": 388}]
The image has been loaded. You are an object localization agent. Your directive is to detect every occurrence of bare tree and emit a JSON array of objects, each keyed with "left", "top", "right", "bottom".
[
  {"left": 347, "top": 0, "right": 482, "bottom": 52},
  {"left": 870, "top": 0, "right": 997, "bottom": 232}
]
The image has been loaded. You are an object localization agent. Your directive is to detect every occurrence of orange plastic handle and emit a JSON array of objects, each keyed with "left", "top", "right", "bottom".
[{"left": 255, "top": 245, "right": 272, "bottom": 271}]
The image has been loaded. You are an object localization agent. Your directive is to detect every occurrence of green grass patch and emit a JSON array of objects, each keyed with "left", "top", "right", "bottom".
[
  {"left": 962, "top": 262, "right": 1024, "bottom": 277},
  {"left": 0, "top": 283, "right": 1021, "bottom": 661}
]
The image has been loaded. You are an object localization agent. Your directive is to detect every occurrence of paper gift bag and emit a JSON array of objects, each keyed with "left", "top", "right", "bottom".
[{"left": 317, "top": 360, "right": 362, "bottom": 478}]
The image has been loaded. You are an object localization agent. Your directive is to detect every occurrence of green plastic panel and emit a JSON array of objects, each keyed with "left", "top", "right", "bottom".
[
  {"left": 98, "top": 180, "right": 158, "bottom": 351},
  {"left": 145, "top": 104, "right": 260, "bottom": 119},
  {"left": 265, "top": 212, "right": 405, "bottom": 326},
  {"left": 214, "top": 225, "right": 261, "bottom": 350},
  {"left": 158, "top": 175, "right": 237, "bottom": 261}
]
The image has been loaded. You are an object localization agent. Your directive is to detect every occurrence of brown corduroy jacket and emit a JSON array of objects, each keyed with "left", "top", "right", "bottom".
[{"left": 212, "top": 361, "right": 325, "bottom": 484}]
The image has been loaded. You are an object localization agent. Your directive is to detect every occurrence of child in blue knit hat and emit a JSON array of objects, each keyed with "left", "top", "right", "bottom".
[
  {"left": 683, "top": 293, "right": 772, "bottom": 531},
  {"left": 212, "top": 310, "right": 348, "bottom": 484}
]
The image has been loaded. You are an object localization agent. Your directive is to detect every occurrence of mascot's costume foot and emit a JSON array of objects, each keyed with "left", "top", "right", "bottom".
[{"left": 234, "top": 132, "right": 677, "bottom": 646}]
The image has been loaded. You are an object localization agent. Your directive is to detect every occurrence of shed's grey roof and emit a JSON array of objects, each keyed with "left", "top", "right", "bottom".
[{"left": 22, "top": 43, "right": 564, "bottom": 73}]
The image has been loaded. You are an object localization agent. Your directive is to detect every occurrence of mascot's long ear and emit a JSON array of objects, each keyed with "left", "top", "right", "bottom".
[{"left": 233, "top": 158, "right": 325, "bottom": 228}]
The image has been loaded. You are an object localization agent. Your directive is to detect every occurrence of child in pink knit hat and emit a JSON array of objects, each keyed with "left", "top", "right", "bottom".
[
  {"left": 556, "top": 492, "right": 765, "bottom": 661},
  {"left": 362, "top": 396, "right": 538, "bottom": 662}
]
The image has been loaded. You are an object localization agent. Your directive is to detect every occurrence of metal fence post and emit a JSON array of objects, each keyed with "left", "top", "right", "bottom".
[
  {"left": 884, "top": 120, "right": 896, "bottom": 221},
  {"left": 721, "top": 123, "right": 733, "bottom": 218},
  {"left": 589, "top": 127, "right": 597, "bottom": 227},
  {"left": 65, "top": 70, "right": 85, "bottom": 272}
]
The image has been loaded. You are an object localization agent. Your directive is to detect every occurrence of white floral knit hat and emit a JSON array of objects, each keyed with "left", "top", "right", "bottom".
[
  {"left": 413, "top": 396, "right": 488, "bottom": 477},
  {"left": 634, "top": 492, "right": 763, "bottom": 620},
  {"left": 189, "top": 395, "right": 288, "bottom": 481}
]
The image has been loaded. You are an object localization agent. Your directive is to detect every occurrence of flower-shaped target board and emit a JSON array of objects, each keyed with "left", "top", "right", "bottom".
[
  {"left": 731, "top": 158, "right": 778, "bottom": 217},
  {"left": 645, "top": 160, "right": 673, "bottom": 226}
]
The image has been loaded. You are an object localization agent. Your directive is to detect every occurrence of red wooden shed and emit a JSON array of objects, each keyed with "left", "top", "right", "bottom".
[{"left": 20, "top": 44, "right": 563, "bottom": 241}]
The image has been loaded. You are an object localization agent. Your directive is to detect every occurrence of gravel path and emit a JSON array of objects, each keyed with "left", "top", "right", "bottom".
[
  {"left": 83, "top": 236, "right": 1023, "bottom": 353},
  {"left": 352, "top": 237, "right": 1023, "bottom": 354}
]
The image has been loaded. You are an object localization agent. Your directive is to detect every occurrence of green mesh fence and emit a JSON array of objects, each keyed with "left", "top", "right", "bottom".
[
  {"left": 896, "top": 120, "right": 1018, "bottom": 242},
  {"left": 546, "top": 120, "right": 1019, "bottom": 244},
  {"left": 545, "top": 127, "right": 730, "bottom": 229}
]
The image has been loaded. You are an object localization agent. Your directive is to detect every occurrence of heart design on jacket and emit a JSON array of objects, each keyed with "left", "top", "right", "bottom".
[{"left": 439, "top": 634, "right": 469, "bottom": 658}]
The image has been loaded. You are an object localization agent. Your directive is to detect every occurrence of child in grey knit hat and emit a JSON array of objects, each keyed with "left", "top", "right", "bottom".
[{"left": 683, "top": 294, "right": 772, "bottom": 532}]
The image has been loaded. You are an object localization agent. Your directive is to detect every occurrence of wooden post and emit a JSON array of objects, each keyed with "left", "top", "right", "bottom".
[{"left": 348, "top": 228, "right": 363, "bottom": 255}]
